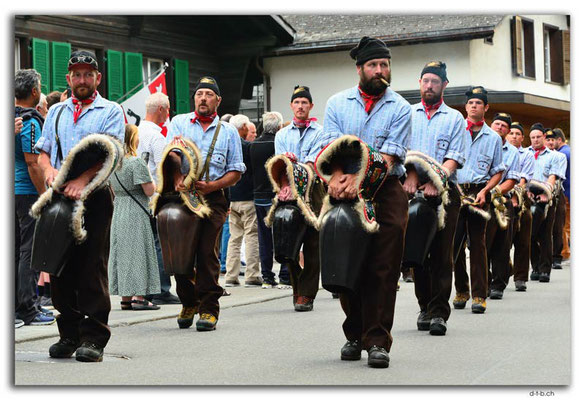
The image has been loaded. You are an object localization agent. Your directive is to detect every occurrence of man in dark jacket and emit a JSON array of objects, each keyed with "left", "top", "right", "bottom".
[{"left": 249, "top": 111, "right": 290, "bottom": 287}]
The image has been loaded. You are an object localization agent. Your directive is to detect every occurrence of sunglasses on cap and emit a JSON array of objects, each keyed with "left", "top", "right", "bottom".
[{"left": 68, "top": 55, "right": 98, "bottom": 69}]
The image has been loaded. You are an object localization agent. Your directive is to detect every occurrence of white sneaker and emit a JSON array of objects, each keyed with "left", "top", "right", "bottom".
[
  {"left": 261, "top": 282, "right": 273, "bottom": 289},
  {"left": 225, "top": 280, "right": 240, "bottom": 287}
]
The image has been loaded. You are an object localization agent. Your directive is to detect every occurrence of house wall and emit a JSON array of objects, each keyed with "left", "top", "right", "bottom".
[
  {"left": 469, "top": 14, "right": 570, "bottom": 101},
  {"left": 263, "top": 14, "right": 569, "bottom": 122}
]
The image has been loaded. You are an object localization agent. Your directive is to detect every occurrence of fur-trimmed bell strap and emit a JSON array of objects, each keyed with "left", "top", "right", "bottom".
[
  {"left": 490, "top": 186, "right": 509, "bottom": 229},
  {"left": 150, "top": 137, "right": 211, "bottom": 218},
  {"left": 526, "top": 180, "right": 553, "bottom": 204},
  {"left": 456, "top": 184, "right": 491, "bottom": 221},
  {"left": 263, "top": 153, "right": 318, "bottom": 228},
  {"left": 29, "top": 133, "right": 124, "bottom": 243},
  {"left": 314, "top": 135, "right": 390, "bottom": 233},
  {"left": 404, "top": 151, "right": 451, "bottom": 230}
]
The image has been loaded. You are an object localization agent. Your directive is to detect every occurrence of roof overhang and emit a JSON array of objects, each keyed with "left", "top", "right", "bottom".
[{"left": 264, "top": 26, "right": 496, "bottom": 57}]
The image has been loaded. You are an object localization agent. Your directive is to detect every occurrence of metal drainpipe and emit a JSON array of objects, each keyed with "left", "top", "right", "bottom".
[{"left": 255, "top": 55, "right": 270, "bottom": 112}]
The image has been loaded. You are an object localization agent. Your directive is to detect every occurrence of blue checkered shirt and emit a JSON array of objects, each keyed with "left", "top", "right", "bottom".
[
  {"left": 167, "top": 113, "right": 245, "bottom": 181},
  {"left": 410, "top": 101, "right": 469, "bottom": 183},
  {"left": 456, "top": 123, "right": 505, "bottom": 184},
  {"left": 517, "top": 147, "right": 535, "bottom": 182},
  {"left": 274, "top": 121, "right": 324, "bottom": 163},
  {"left": 35, "top": 93, "right": 125, "bottom": 169},
  {"left": 322, "top": 86, "right": 411, "bottom": 177},
  {"left": 500, "top": 141, "right": 520, "bottom": 182},
  {"left": 527, "top": 147, "right": 566, "bottom": 182}
]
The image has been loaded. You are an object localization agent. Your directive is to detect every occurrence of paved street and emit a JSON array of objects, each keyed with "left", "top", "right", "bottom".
[{"left": 14, "top": 260, "right": 571, "bottom": 386}]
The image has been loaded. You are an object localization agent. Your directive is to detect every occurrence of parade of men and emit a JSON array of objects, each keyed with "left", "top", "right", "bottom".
[
  {"left": 12, "top": 16, "right": 571, "bottom": 386},
  {"left": 273, "top": 85, "right": 326, "bottom": 312},
  {"left": 506, "top": 122, "right": 535, "bottom": 292},
  {"left": 485, "top": 112, "right": 520, "bottom": 300},
  {"left": 166, "top": 76, "right": 245, "bottom": 331},
  {"left": 452, "top": 86, "right": 504, "bottom": 314},
  {"left": 322, "top": 36, "right": 410, "bottom": 368},
  {"left": 526, "top": 124, "right": 566, "bottom": 283},
  {"left": 34, "top": 50, "right": 125, "bottom": 362},
  {"left": 405, "top": 61, "right": 468, "bottom": 336}
]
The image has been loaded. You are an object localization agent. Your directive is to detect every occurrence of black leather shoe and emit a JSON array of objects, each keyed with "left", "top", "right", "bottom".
[
  {"left": 539, "top": 272, "right": 550, "bottom": 282},
  {"left": 417, "top": 311, "right": 431, "bottom": 331},
  {"left": 367, "top": 346, "right": 389, "bottom": 368},
  {"left": 552, "top": 262, "right": 562, "bottom": 270},
  {"left": 49, "top": 338, "right": 80, "bottom": 358},
  {"left": 530, "top": 270, "right": 540, "bottom": 281},
  {"left": 75, "top": 342, "right": 104, "bottom": 362},
  {"left": 151, "top": 292, "right": 181, "bottom": 305},
  {"left": 515, "top": 280, "right": 527, "bottom": 292},
  {"left": 429, "top": 317, "right": 447, "bottom": 336},
  {"left": 340, "top": 340, "right": 361, "bottom": 361},
  {"left": 489, "top": 289, "right": 503, "bottom": 300}
]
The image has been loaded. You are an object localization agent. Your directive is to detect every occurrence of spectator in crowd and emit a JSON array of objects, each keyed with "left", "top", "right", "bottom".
[
  {"left": 217, "top": 115, "right": 234, "bottom": 274},
  {"left": 46, "top": 90, "right": 63, "bottom": 109},
  {"left": 14, "top": 68, "right": 55, "bottom": 328},
  {"left": 36, "top": 50, "right": 125, "bottom": 362},
  {"left": 36, "top": 93, "right": 48, "bottom": 118},
  {"left": 15, "top": 116, "right": 23, "bottom": 134},
  {"left": 108, "top": 124, "right": 161, "bottom": 311},
  {"left": 249, "top": 111, "right": 290, "bottom": 288},
  {"left": 246, "top": 121, "right": 257, "bottom": 141},
  {"left": 224, "top": 114, "right": 262, "bottom": 287},
  {"left": 138, "top": 92, "right": 181, "bottom": 305}
]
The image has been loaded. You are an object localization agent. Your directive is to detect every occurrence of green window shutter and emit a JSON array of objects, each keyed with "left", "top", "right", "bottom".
[
  {"left": 32, "top": 38, "right": 50, "bottom": 94},
  {"left": 124, "top": 52, "right": 144, "bottom": 98},
  {"left": 50, "top": 41, "right": 71, "bottom": 92},
  {"left": 174, "top": 59, "right": 190, "bottom": 114},
  {"left": 106, "top": 50, "right": 124, "bottom": 102}
]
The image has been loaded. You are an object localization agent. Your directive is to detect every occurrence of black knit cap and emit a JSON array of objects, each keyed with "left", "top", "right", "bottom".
[
  {"left": 545, "top": 129, "right": 557, "bottom": 139},
  {"left": 492, "top": 112, "right": 512, "bottom": 127},
  {"left": 510, "top": 122, "right": 524, "bottom": 134},
  {"left": 421, "top": 61, "right": 448, "bottom": 82},
  {"left": 465, "top": 86, "right": 488, "bottom": 105},
  {"left": 195, "top": 76, "right": 220, "bottom": 96},
  {"left": 349, "top": 36, "right": 391, "bottom": 66},
  {"left": 291, "top": 85, "right": 312, "bottom": 103},
  {"left": 530, "top": 122, "right": 546, "bottom": 133}
]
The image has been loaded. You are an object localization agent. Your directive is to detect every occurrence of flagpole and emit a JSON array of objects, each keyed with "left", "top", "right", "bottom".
[{"left": 116, "top": 62, "right": 169, "bottom": 103}]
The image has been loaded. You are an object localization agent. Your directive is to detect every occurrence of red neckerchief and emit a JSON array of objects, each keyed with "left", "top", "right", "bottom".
[
  {"left": 466, "top": 119, "right": 484, "bottom": 135},
  {"left": 358, "top": 86, "right": 383, "bottom": 114},
  {"left": 190, "top": 111, "right": 217, "bottom": 124},
  {"left": 71, "top": 91, "right": 98, "bottom": 123},
  {"left": 293, "top": 117, "right": 317, "bottom": 128},
  {"left": 422, "top": 99, "right": 443, "bottom": 120},
  {"left": 534, "top": 146, "right": 545, "bottom": 159}
]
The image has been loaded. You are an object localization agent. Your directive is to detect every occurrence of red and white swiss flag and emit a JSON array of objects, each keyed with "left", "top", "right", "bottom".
[{"left": 120, "top": 70, "right": 170, "bottom": 136}]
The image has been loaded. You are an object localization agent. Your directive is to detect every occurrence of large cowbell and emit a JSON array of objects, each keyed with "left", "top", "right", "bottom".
[
  {"left": 157, "top": 195, "right": 202, "bottom": 276},
  {"left": 531, "top": 202, "right": 547, "bottom": 235},
  {"left": 272, "top": 202, "right": 307, "bottom": 264},
  {"left": 30, "top": 194, "right": 76, "bottom": 277},
  {"left": 319, "top": 200, "right": 370, "bottom": 294},
  {"left": 402, "top": 195, "right": 439, "bottom": 270}
]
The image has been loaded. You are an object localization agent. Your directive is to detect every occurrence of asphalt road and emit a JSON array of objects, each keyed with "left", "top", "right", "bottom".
[{"left": 14, "top": 261, "right": 571, "bottom": 387}]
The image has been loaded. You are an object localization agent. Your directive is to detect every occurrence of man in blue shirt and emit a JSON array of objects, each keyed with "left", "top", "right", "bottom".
[
  {"left": 323, "top": 37, "right": 410, "bottom": 368},
  {"left": 36, "top": 50, "right": 125, "bottom": 362},
  {"left": 453, "top": 86, "right": 504, "bottom": 314},
  {"left": 167, "top": 76, "right": 245, "bottom": 332},
  {"left": 405, "top": 61, "right": 468, "bottom": 336},
  {"left": 547, "top": 129, "right": 569, "bottom": 268},
  {"left": 506, "top": 122, "right": 535, "bottom": 292},
  {"left": 485, "top": 113, "right": 520, "bottom": 300},
  {"left": 553, "top": 128, "right": 570, "bottom": 261},
  {"left": 526, "top": 124, "right": 565, "bottom": 283},
  {"left": 274, "top": 85, "right": 326, "bottom": 312},
  {"left": 14, "top": 69, "right": 56, "bottom": 328}
]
